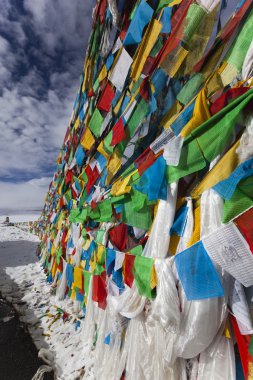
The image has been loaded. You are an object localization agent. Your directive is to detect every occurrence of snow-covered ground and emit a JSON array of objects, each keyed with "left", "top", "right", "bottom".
[{"left": 0, "top": 217, "right": 91, "bottom": 380}]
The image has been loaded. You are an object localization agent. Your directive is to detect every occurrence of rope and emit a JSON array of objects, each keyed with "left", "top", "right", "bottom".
[
  {"left": 31, "top": 348, "right": 55, "bottom": 380},
  {"left": 31, "top": 365, "right": 53, "bottom": 380}
]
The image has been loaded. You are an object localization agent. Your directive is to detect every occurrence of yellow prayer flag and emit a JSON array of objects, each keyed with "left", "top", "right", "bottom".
[
  {"left": 51, "top": 258, "right": 57, "bottom": 278},
  {"left": 131, "top": 19, "right": 162, "bottom": 81},
  {"left": 111, "top": 172, "right": 135, "bottom": 196},
  {"left": 97, "top": 141, "right": 111, "bottom": 161},
  {"left": 96, "top": 245, "right": 105, "bottom": 264},
  {"left": 150, "top": 265, "right": 158, "bottom": 289},
  {"left": 106, "top": 149, "right": 122, "bottom": 185},
  {"left": 191, "top": 140, "right": 240, "bottom": 198},
  {"left": 187, "top": 205, "right": 201, "bottom": 247},
  {"left": 74, "top": 267, "right": 84, "bottom": 290},
  {"left": 181, "top": 87, "right": 210, "bottom": 137},
  {"left": 161, "top": 45, "right": 189, "bottom": 77},
  {"left": 81, "top": 127, "right": 95, "bottom": 150},
  {"left": 98, "top": 65, "right": 107, "bottom": 82},
  {"left": 74, "top": 117, "right": 80, "bottom": 131}
]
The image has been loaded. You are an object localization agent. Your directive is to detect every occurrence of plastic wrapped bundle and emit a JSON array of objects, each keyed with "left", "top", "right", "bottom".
[
  {"left": 94, "top": 310, "right": 128, "bottom": 380},
  {"left": 196, "top": 335, "right": 235, "bottom": 380},
  {"left": 142, "top": 183, "right": 178, "bottom": 259},
  {"left": 81, "top": 277, "right": 100, "bottom": 353},
  {"left": 147, "top": 258, "right": 180, "bottom": 333},
  {"left": 108, "top": 281, "right": 146, "bottom": 319},
  {"left": 169, "top": 266, "right": 228, "bottom": 361},
  {"left": 200, "top": 188, "right": 224, "bottom": 238},
  {"left": 124, "top": 315, "right": 187, "bottom": 380}
]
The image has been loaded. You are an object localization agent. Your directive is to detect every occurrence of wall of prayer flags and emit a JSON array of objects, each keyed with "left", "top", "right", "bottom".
[{"left": 36, "top": 0, "right": 253, "bottom": 378}]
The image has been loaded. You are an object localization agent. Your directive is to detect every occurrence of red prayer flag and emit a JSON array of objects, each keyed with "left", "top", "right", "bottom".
[
  {"left": 231, "top": 315, "right": 253, "bottom": 379},
  {"left": 109, "top": 223, "right": 127, "bottom": 251},
  {"left": 97, "top": 83, "right": 115, "bottom": 113},
  {"left": 110, "top": 118, "right": 126, "bottom": 146},
  {"left": 85, "top": 165, "right": 100, "bottom": 194},
  {"left": 210, "top": 87, "right": 249, "bottom": 115},
  {"left": 92, "top": 272, "right": 107, "bottom": 309},
  {"left": 65, "top": 170, "right": 73, "bottom": 185},
  {"left": 135, "top": 148, "right": 157, "bottom": 175},
  {"left": 234, "top": 207, "right": 253, "bottom": 253},
  {"left": 123, "top": 254, "right": 136, "bottom": 287}
]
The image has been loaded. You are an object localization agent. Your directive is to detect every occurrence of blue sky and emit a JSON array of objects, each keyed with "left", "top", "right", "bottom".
[{"left": 0, "top": 0, "right": 93, "bottom": 212}]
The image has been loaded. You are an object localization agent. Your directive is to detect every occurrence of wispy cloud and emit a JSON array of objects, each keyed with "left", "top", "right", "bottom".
[{"left": 0, "top": 0, "right": 94, "bottom": 211}]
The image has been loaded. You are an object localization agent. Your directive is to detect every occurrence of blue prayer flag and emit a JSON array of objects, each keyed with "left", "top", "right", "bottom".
[
  {"left": 213, "top": 157, "right": 253, "bottom": 200},
  {"left": 124, "top": 0, "right": 154, "bottom": 45},
  {"left": 175, "top": 241, "right": 224, "bottom": 300},
  {"left": 134, "top": 155, "right": 167, "bottom": 201}
]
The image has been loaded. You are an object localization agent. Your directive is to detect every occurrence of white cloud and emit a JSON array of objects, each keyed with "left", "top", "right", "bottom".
[
  {"left": 0, "top": 177, "right": 51, "bottom": 212},
  {"left": 0, "top": 0, "right": 94, "bottom": 210},
  {"left": 23, "top": 0, "right": 94, "bottom": 54}
]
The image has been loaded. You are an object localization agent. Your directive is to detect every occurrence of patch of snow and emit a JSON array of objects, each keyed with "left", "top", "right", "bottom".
[{"left": 0, "top": 217, "right": 92, "bottom": 380}]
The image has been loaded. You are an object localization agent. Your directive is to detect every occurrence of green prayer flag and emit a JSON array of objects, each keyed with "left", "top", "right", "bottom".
[
  {"left": 94, "top": 264, "right": 105, "bottom": 275},
  {"left": 95, "top": 229, "right": 106, "bottom": 244},
  {"left": 103, "top": 131, "right": 114, "bottom": 155},
  {"left": 168, "top": 89, "right": 253, "bottom": 183},
  {"left": 130, "top": 188, "right": 147, "bottom": 211},
  {"left": 64, "top": 189, "right": 72, "bottom": 203},
  {"left": 166, "top": 139, "right": 206, "bottom": 183},
  {"left": 89, "top": 108, "right": 103, "bottom": 138},
  {"left": 226, "top": 9, "right": 253, "bottom": 71},
  {"left": 128, "top": 99, "right": 149, "bottom": 138},
  {"left": 223, "top": 177, "right": 253, "bottom": 223},
  {"left": 122, "top": 199, "right": 152, "bottom": 230},
  {"left": 133, "top": 256, "right": 155, "bottom": 299},
  {"left": 69, "top": 208, "right": 81, "bottom": 223},
  {"left": 150, "top": 36, "right": 164, "bottom": 57},
  {"left": 177, "top": 73, "right": 203, "bottom": 105},
  {"left": 56, "top": 247, "right": 62, "bottom": 265},
  {"left": 129, "top": 245, "right": 143, "bottom": 256},
  {"left": 249, "top": 335, "right": 253, "bottom": 356},
  {"left": 84, "top": 271, "right": 92, "bottom": 296},
  {"left": 197, "top": 91, "right": 253, "bottom": 162},
  {"left": 110, "top": 194, "right": 128, "bottom": 204},
  {"left": 89, "top": 206, "right": 101, "bottom": 221},
  {"left": 183, "top": 4, "right": 206, "bottom": 43},
  {"left": 79, "top": 189, "right": 88, "bottom": 207},
  {"left": 98, "top": 199, "right": 113, "bottom": 222},
  {"left": 75, "top": 208, "right": 88, "bottom": 223},
  {"left": 81, "top": 228, "right": 87, "bottom": 239}
]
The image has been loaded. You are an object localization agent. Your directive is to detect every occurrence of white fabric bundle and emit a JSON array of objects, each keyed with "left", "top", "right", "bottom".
[
  {"left": 171, "top": 286, "right": 227, "bottom": 361},
  {"left": 124, "top": 315, "right": 187, "bottom": 380},
  {"left": 108, "top": 281, "right": 146, "bottom": 319},
  {"left": 81, "top": 277, "right": 99, "bottom": 353},
  {"left": 142, "top": 183, "right": 178, "bottom": 259},
  {"left": 147, "top": 258, "right": 180, "bottom": 333},
  {"left": 71, "top": 235, "right": 84, "bottom": 267},
  {"left": 196, "top": 335, "right": 235, "bottom": 380},
  {"left": 200, "top": 189, "right": 224, "bottom": 238},
  {"left": 94, "top": 310, "right": 128, "bottom": 380}
]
